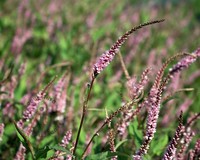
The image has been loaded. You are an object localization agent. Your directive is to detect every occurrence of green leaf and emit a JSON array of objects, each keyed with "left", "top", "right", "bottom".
[
  {"left": 150, "top": 134, "right": 168, "bottom": 155},
  {"left": 35, "top": 146, "right": 51, "bottom": 159},
  {"left": 39, "top": 134, "right": 55, "bottom": 148},
  {"left": 35, "top": 145, "right": 72, "bottom": 159},
  {"left": 49, "top": 145, "right": 72, "bottom": 154},
  {"left": 128, "top": 119, "right": 143, "bottom": 148},
  {"left": 115, "top": 139, "right": 128, "bottom": 150},
  {"left": 90, "top": 27, "right": 107, "bottom": 42},
  {"left": 4, "top": 123, "right": 15, "bottom": 136},
  {"left": 85, "top": 151, "right": 117, "bottom": 160}
]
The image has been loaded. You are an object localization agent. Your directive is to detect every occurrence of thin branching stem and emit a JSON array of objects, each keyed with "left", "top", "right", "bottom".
[
  {"left": 81, "top": 100, "right": 136, "bottom": 159},
  {"left": 73, "top": 77, "right": 95, "bottom": 158}
]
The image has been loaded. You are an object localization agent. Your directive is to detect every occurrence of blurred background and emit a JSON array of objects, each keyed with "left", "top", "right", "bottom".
[{"left": 0, "top": 0, "right": 200, "bottom": 159}]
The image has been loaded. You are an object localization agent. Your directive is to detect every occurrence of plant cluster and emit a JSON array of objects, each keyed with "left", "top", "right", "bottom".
[{"left": 0, "top": 1, "right": 200, "bottom": 160}]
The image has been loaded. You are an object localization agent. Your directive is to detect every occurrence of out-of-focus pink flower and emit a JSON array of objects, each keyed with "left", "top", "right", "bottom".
[
  {"left": 86, "top": 14, "right": 96, "bottom": 28},
  {"left": 1, "top": 72, "right": 17, "bottom": 118},
  {"left": 61, "top": 130, "right": 72, "bottom": 147},
  {"left": 131, "top": 12, "right": 139, "bottom": 23},
  {"left": 51, "top": 75, "right": 68, "bottom": 114},
  {"left": 168, "top": 72, "right": 181, "bottom": 91},
  {"left": 186, "top": 70, "right": 200, "bottom": 85},
  {"left": 23, "top": 91, "right": 46, "bottom": 121},
  {"left": 20, "top": 93, "right": 32, "bottom": 106},
  {"left": 14, "top": 144, "right": 26, "bottom": 160},
  {"left": 25, "top": 113, "right": 41, "bottom": 136},
  {"left": 53, "top": 130, "right": 72, "bottom": 160},
  {"left": 19, "top": 63, "right": 26, "bottom": 78},
  {"left": 177, "top": 98, "right": 193, "bottom": 114},
  {"left": 17, "top": 120, "right": 24, "bottom": 130},
  {"left": 23, "top": 76, "right": 56, "bottom": 121},
  {"left": 133, "top": 155, "right": 142, "bottom": 160},
  {"left": 11, "top": 28, "right": 32, "bottom": 55},
  {"left": 3, "top": 103, "right": 14, "bottom": 118},
  {"left": 118, "top": 68, "right": 151, "bottom": 136}
]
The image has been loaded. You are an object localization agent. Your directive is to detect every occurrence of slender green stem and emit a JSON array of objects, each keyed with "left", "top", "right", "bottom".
[
  {"left": 81, "top": 122, "right": 106, "bottom": 159},
  {"left": 81, "top": 100, "right": 135, "bottom": 159},
  {"left": 118, "top": 51, "right": 130, "bottom": 80},
  {"left": 72, "top": 77, "right": 95, "bottom": 158}
]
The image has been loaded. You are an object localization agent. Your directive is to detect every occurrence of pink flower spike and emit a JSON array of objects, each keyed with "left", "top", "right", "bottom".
[
  {"left": 162, "top": 113, "right": 183, "bottom": 160},
  {"left": 169, "top": 48, "right": 200, "bottom": 76},
  {"left": 61, "top": 130, "right": 72, "bottom": 147},
  {"left": 23, "top": 76, "right": 57, "bottom": 121},
  {"left": 22, "top": 91, "right": 46, "bottom": 121},
  {"left": 93, "top": 19, "right": 164, "bottom": 77}
]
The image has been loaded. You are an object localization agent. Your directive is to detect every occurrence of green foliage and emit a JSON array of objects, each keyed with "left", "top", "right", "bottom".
[
  {"left": 0, "top": 0, "right": 200, "bottom": 159},
  {"left": 35, "top": 145, "right": 72, "bottom": 159},
  {"left": 128, "top": 119, "right": 143, "bottom": 148},
  {"left": 85, "top": 151, "right": 119, "bottom": 160},
  {"left": 150, "top": 134, "right": 168, "bottom": 156}
]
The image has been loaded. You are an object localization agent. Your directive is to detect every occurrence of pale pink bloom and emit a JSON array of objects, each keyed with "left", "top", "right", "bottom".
[
  {"left": 20, "top": 93, "right": 32, "bottom": 106},
  {"left": 14, "top": 144, "right": 26, "bottom": 160},
  {"left": 168, "top": 72, "right": 181, "bottom": 91},
  {"left": 131, "top": 12, "right": 139, "bottom": 23},
  {"left": 186, "top": 70, "right": 200, "bottom": 85},
  {"left": 19, "top": 62, "right": 26, "bottom": 78},
  {"left": 177, "top": 98, "right": 193, "bottom": 114},
  {"left": 54, "top": 130, "right": 72, "bottom": 160},
  {"left": 86, "top": 14, "right": 95, "bottom": 28},
  {"left": 51, "top": 77, "right": 65, "bottom": 112},
  {"left": 61, "top": 130, "right": 72, "bottom": 147},
  {"left": 11, "top": 28, "right": 32, "bottom": 55},
  {"left": 3, "top": 103, "right": 14, "bottom": 118},
  {"left": 51, "top": 75, "right": 67, "bottom": 114},
  {"left": 133, "top": 155, "right": 142, "bottom": 160},
  {"left": 111, "top": 156, "right": 118, "bottom": 160},
  {"left": 66, "top": 155, "right": 72, "bottom": 160},
  {"left": 25, "top": 114, "right": 41, "bottom": 136},
  {"left": 23, "top": 91, "right": 46, "bottom": 121},
  {"left": 17, "top": 120, "right": 24, "bottom": 129}
]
